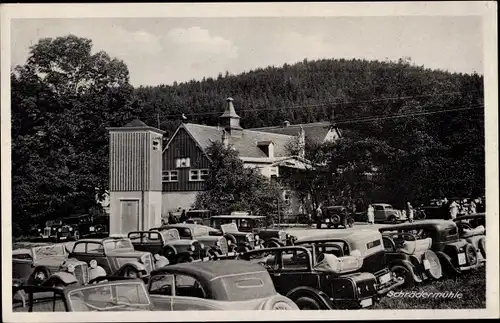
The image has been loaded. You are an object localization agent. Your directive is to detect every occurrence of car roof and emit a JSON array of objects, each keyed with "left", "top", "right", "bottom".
[
  {"left": 295, "top": 229, "right": 381, "bottom": 244},
  {"left": 75, "top": 237, "right": 128, "bottom": 243},
  {"left": 152, "top": 260, "right": 267, "bottom": 282},
  {"left": 210, "top": 215, "right": 266, "bottom": 219},
  {"left": 379, "top": 219, "right": 456, "bottom": 231}
]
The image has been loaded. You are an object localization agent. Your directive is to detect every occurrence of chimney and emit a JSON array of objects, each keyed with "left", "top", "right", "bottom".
[
  {"left": 221, "top": 129, "right": 230, "bottom": 148},
  {"left": 298, "top": 126, "right": 305, "bottom": 158},
  {"left": 283, "top": 120, "right": 291, "bottom": 128},
  {"left": 220, "top": 97, "right": 243, "bottom": 138}
]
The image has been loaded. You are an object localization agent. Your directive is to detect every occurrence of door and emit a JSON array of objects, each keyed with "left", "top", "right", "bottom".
[
  {"left": 272, "top": 248, "right": 320, "bottom": 294},
  {"left": 374, "top": 205, "right": 385, "bottom": 221},
  {"left": 71, "top": 242, "right": 111, "bottom": 273},
  {"left": 121, "top": 200, "right": 140, "bottom": 233}
]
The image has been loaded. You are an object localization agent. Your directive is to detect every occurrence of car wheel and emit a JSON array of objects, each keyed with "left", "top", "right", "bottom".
[
  {"left": 423, "top": 250, "right": 442, "bottom": 280},
  {"left": 316, "top": 222, "right": 321, "bottom": 229},
  {"left": 295, "top": 296, "right": 322, "bottom": 310},
  {"left": 390, "top": 265, "right": 414, "bottom": 288},
  {"left": 95, "top": 224, "right": 104, "bottom": 233},
  {"left": 264, "top": 240, "right": 281, "bottom": 248},
  {"left": 123, "top": 267, "right": 140, "bottom": 278},
  {"left": 465, "top": 244, "right": 478, "bottom": 266},
  {"left": 389, "top": 216, "right": 397, "bottom": 224},
  {"left": 73, "top": 231, "right": 80, "bottom": 241},
  {"left": 478, "top": 238, "right": 486, "bottom": 259},
  {"left": 348, "top": 218, "right": 354, "bottom": 227},
  {"left": 208, "top": 249, "right": 219, "bottom": 260},
  {"left": 29, "top": 268, "right": 50, "bottom": 285}
]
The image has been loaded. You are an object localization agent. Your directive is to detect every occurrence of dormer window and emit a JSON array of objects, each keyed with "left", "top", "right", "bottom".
[
  {"left": 175, "top": 158, "right": 191, "bottom": 168},
  {"left": 257, "top": 141, "right": 274, "bottom": 158}
]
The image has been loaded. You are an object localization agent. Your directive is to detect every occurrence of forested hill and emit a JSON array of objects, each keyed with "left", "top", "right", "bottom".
[{"left": 134, "top": 58, "right": 484, "bottom": 135}]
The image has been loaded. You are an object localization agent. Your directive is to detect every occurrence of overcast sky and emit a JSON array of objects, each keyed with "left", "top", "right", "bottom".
[{"left": 11, "top": 16, "right": 483, "bottom": 87}]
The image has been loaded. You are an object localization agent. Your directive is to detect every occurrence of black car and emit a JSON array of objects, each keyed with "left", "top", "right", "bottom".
[
  {"left": 239, "top": 246, "right": 379, "bottom": 309},
  {"left": 58, "top": 214, "right": 109, "bottom": 241},
  {"left": 39, "top": 220, "right": 63, "bottom": 241},
  {"left": 316, "top": 206, "right": 355, "bottom": 229}
]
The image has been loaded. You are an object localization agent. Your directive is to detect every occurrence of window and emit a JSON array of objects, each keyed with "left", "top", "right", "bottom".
[
  {"left": 283, "top": 191, "right": 291, "bottom": 205},
  {"left": 175, "top": 274, "right": 206, "bottom": 298},
  {"left": 87, "top": 243, "right": 104, "bottom": 254},
  {"left": 162, "top": 170, "right": 179, "bottom": 182},
  {"left": 366, "top": 239, "right": 382, "bottom": 250},
  {"left": 189, "top": 169, "right": 209, "bottom": 181},
  {"left": 281, "top": 249, "right": 309, "bottom": 270},
  {"left": 175, "top": 158, "right": 191, "bottom": 168},
  {"left": 374, "top": 205, "right": 384, "bottom": 211},
  {"left": 149, "top": 274, "right": 174, "bottom": 295},
  {"left": 73, "top": 243, "right": 86, "bottom": 253}
]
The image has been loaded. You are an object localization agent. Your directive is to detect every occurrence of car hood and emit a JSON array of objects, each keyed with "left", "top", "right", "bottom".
[
  {"left": 107, "top": 249, "right": 149, "bottom": 258},
  {"left": 194, "top": 236, "right": 220, "bottom": 243},
  {"left": 165, "top": 239, "right": 196, "bottom": 246}
]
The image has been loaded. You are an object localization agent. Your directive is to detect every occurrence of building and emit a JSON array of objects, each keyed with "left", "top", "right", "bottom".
[
  {"left": 250, "top": 121, "right": 342, "bottom": 145},
  {"left": 161, "top": 97, "right": 316, "bottom": 218}
]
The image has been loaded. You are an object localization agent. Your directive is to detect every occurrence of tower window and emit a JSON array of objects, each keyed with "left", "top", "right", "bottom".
[{"left": 175, "top": 158, "right": 191, "bottom": 168}]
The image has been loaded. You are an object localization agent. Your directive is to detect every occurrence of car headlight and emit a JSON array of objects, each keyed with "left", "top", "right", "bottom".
[
  {"left": 190, "top": 245, "right": 195, "bottom": 251},
  {"left": 69, "top": 227, "right": 73, "bottom": 231},
  {"left": 255, "top": 235, "right": 260, "bottom": 241},
  {"left": 67, "top": 264, "right": 75, "bottom": 273},
  {"left": 89, "top": 260, "right": 98, "bottom": 269},
  {"left": 154, "top": 254, "right": 161, "bottom": 261},
  {"left": 227, "top": 240, "right": 231, "bottom": 246},
  {"left": 200, "top": 243, "right": 205, "bottom": 249},
  {"left": 58, "top": 228, "right": 62, "bottom": 232},
  {"left": 38, "top": 229, "right": 41, "bottom": 232},
  {"left": 216, "top": 240, "right": 220, "bottom": 246}
]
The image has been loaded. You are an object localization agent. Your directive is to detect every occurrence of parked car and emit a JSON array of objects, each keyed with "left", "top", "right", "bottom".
[
  {"left": 67, "top": 237, "right": 157, "bottom": 280},
  {"left": 149, "top": 224, "right": 235, "bottom": 259},
  {"left": 379, "top": 230, "right": 443, "bottom": 287},
  {"left": 378, "top": 220, "right": 483, "bottom": 276},
  {"left": 58, "top": 214, "right": 109, "bottom": 241},
  {"left": 453, "top": 213, "right": 486, "bottom": 261},
  {"left": 372, "top": 204, "right": 406, "bottom": 223},
  {"left": 129, "top": 229, "right": 208, "bottom": 264},
  {"left": 293, "top": 229, "right": 404, "bottom": 296},
  {"left": 12, "top": 277, "right": 153, "bottom": 312},
  {"left": 38, "top": 220, "right": 62, "bottom": 241},
  {"left": 418, "top": 200, "right": 448, "bottom": 220},
  {"left": 185, "top": 209, "right": 213, "bottom": 226},
  {"left": 147, "top": 259, "right": 299, "bottom": 310},
  {"left": 210, "top": 214, "right": 296, "bottom": 248},
  {"left": 12, "top": 243, "right": 90, "bottom": 286},
  {"left": 316, "top": 206, "right": 355, "bottom": 229},
  {"left": 239, "top": 245, "right": 378, "bottom": 309}
]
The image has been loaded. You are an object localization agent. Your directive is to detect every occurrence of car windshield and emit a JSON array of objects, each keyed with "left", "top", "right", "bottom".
[
  {"left": 34, "top": 244, "right": 65, "bottom": 258},
  {"left": 385, "top": 205, "right": 394, "bottom": 209},
  {"left": 192, "top": 226, "right": 209, "bottom": 237},
  {"left": 46, "top": 220, "right": 61, "bottom": 227},
  {"left": 68, "top": 282, "right": 150, "bottom": 311},
  {"left": 160, "top": 229, "right": 180, "bottom": 241},
  {"left": 103, "top": 239, "right": 134, "bottom": 251}
]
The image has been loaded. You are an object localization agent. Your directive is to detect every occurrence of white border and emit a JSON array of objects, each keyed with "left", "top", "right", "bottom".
[{"left": 1, "top": 2, "right": 498, "bottom": 321}]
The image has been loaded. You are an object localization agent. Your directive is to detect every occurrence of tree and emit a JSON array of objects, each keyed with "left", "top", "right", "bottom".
[
  {"left": 193, "top": 141, "right": 284, "bottom": 219},
  {"left": 11, "top": 35, "right": 137, "bottom": 235}
]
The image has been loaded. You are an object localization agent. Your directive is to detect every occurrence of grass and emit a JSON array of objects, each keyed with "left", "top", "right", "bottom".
[{"left": 374, "top": 267, "right": 486, "bottom": 309}]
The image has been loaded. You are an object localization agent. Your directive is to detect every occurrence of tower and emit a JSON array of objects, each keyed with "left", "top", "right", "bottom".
[
  {"left": 219, "top": 97, "right": 243, "bottom": 137},
  {"left": 107, "top": 119, "right": 165, "bottom": 234}
]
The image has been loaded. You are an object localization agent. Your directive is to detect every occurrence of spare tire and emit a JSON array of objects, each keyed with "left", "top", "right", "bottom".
[
  {"left": 423, "top": 250, "right": 442, "bottom": 280},
  {"left": 478, "top": 238, "right": 486, "bottom": 259},
  {"left": 332, "top": 215, "right": 341, "bottom": 224}
]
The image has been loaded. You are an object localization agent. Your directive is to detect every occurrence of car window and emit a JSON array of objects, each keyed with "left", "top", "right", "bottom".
[
  {"left": 192, "top": 227, "right": 209, "bottom": 237},
  {"left": 13, "top": 253, "right": 33, "bottom": 260},
  {"left": 149, "top": 274, "right": 174, "bottom": 295},
  {"left": 281, "top": 249, "right": 310, "bottom": 270},
  {"left": 177, "top": 228, "right": 192, "bottom": 239},
  {"left": 315, "top": 243, "right": 344, "bottom": 257},
  {"left": 243, "top": 250, "right": 277, "bottom": 271},
  {"left": 175, "top": 274, "right": 206, "bottom": 298},
  {"left": 13, "top": 291, "right": 67, "bottom": 312},
  {"left": 73, "top": 243, "right": 86, "bottom": 253},
  {"left": 87, "top": 243, "right": 104, "bottom": 254},
  {"left": 374, "top": 205, "right": 384, "bottom": 211}
]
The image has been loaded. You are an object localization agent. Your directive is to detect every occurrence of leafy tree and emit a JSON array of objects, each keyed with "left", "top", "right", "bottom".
[
  {"left": 11, "top": 35, "right": 137, "bottom": 235},
  {"left": 193, "top": 141, "right": 284, "bottom": 219}
]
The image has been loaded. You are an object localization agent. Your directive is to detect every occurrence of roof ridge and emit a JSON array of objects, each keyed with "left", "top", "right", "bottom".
[
  {"left": 250, "top": 121, "right": 332, "bottom": 130},
  {"left": 185, "top": 123, "right": 295, "bottom": 138}
]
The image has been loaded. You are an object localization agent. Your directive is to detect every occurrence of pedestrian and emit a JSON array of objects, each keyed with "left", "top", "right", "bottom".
[
  {"left": 367, "top": 204, "right": 375, "bottom": 224},
  {"left": 449, "top": 200, "right": 459, "bottom": 220},
  {"left": 406, "top": 202, "right": 414, "bottom": 223},
  {"left": 180, "top": 209, "right": 187, "bottom": 223},
  {"left": 168, "top": 212, "right": 177, "bottom": 224}
]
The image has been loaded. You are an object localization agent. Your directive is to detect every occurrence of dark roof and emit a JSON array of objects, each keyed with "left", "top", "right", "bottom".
[
  {"left": 182, "top": 123, "right": 295, "bottom": 158},
  {"left": 251, "top": 121, "right": 339, "bottom": 144},
  {"left": 220, "top": 98, "right": 240, "bottom": 119},
  {"left": 123, "top": 119, "right": 149, "bottom": 128},
  {"left": 152, "top": 260, "right": 267, "bottom": 282}
]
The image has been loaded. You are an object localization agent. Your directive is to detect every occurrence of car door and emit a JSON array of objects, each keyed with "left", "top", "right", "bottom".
[
  {"left": 374, "top": 205, "right": 386, "bottom": 221},
  {"left": 148, "top": 273, "right": 174, "bottom": 311},
  {"left": 171, "top": 274, "right": 219, "bottom": 310},
  {"left": 70, "top": 242, "right": 111, "bottom": 273},
  {"left": 12, "top": 252, "right": 35, "bottom": 281},
  {"left": 271, "top": 248, "right": 320, "bottom": 295}
]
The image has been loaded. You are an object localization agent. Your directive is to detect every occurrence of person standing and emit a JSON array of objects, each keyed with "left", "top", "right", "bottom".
[
  {"left": 406, "top": 202, "right": 414, "bottom": 223},
  {"left": 367, "top": 204, "right": 375, "bottom": 224},
  {"left": 180, "top": 209, "right": 187, "bottom": 223},
  {"left": 449, "top": 200, "right": 459, "bottom": 220}
]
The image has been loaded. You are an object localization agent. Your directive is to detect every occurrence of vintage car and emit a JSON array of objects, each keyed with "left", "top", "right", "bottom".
[
  {"left": 453, "top": 213, "right": 486, "bottom": 261},
  {"left": 147, "top": 259, "right": 299, "bottom": 310},
  {"left": 378, "top": 230, "right": 443, "bottom": 287},
  {"left": 12, "top": 243, "right": 90, "bottom": 286},
  {"left": 38, "top": 220, "right": 63, "bottom": 240},
  {"left": 209, "top": 214, "right": 296, "bottom": 248},
  {"left": 58, "top": 214, "right": 109, "bottom": 241},
  {"left": 417, "top": 199, "right": 449, "bottom": 220},
  {"left": 293, "top": 229, "right": 404, "bottom": 296},
  {"left": 239, "top": 246, "right": 378, "bottom": 309},
  {"left": 185, "top": 209, "right": 213, "bottom": 226},
  {"left": 67, "top": 237, "right": 159, "bottom": 280},
  {"left": 12, "top": 277, "right": 153, "bottom": 312},
  {"left": 149, "top": 224, "right": 235, "bottom": 259},
  {"left": 129, "top": 229, "right": 209, "bottom": 264},
  {"left": 316, "top": 206, "right": 355, "bottom": 229},
  {"left": 372, "top": 203, "right": 406, "bottom": 223},
  {"left": 378, "top": 220, "right": 483, "bottom": 276}
]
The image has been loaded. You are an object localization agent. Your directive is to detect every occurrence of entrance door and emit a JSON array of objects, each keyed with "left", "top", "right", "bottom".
[{"left": 121, "top": 200, "right": 140, "bottom": 233}]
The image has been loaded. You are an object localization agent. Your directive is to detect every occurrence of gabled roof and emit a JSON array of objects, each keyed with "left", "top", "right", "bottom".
[
  {"left": 124, "top": 119, "right": 149, "bottom": 128},
  {"left": 251, "top": 121, "right": 339, "bottom": 144},
  {"left": 182, "top": 123, "right": 295, "bottom": 158}
]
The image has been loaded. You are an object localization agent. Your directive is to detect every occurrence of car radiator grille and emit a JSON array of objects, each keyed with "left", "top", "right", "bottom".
[
  {"left": 219, "top": 238, "right": 229, "bottom": 254},
  {"left": 43, "top": 228, "right": 51, "bottom": 236},
  {"left": 74, "top": 263, "right": 89, "bottom": 285},
  {"left": 279, "top": 231, "right": 287, "bottom": 241},
  {"left": 61, "top": 226, "right": 71, "bottom": 233},
  {"left": 143, "top": 255, "right": 153, "bottom": 274}
]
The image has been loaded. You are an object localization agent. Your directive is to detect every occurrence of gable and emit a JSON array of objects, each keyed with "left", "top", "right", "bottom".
[{"left": 162, "top": 127, "right": 210, "bottom": 170}]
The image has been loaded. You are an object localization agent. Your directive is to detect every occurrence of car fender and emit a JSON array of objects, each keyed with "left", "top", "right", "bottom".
[
  {"left": 435, "top": 251, "right": 461, "bottom": 274},
  {"left": 389, "top": 259, "right": 423, "bottom": 283},
  {"left": 286, "top": 286, "right": 335, "bottom": 309},
  {"left": 89, "top": 266, "right": 107, "bottom": 282},
  {"left": 115, "top": 261, "right": 146, "bottom": 276},
  {"left": 43, "top": 272, "right": 78, "bottom": 285}
]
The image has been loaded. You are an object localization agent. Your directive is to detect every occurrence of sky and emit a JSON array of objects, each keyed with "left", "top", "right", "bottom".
[{"left": 10, "top": 16, "right": 483, "bottom": 87}]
